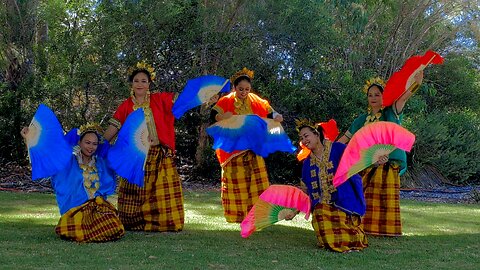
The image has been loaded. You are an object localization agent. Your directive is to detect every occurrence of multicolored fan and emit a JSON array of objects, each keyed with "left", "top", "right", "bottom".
[
  {"left": 383, "top": 50, "right": 444, "bottom": 107},
  {"left": 26, "top": 104, "right": 72, "bottom": 180},
  {"left": 206, "top": 114, "right": 268, "bottom": 154},
  {"left": 206, "top": 115, "right": 296, "bottom": 157},
  {"left": 172, "top": 75, "right": 231, "bottom": 119},
  {"left": 256, "top": 118, "right": 297, "bottom": 157},
  {"left": 64, "top": 128, "right": 110, "bottom": 158},
  {"left": 107, "top": 109, "right": 149, "bottom": 187},
  {"left": 240, "top": 185, "right": 311, "bottom": 238},
  {"left": 297, "top": 119, "right": 339, "bottom": 161},
  {"left": 332, "top": 121, "right": 415, "bottom": 187}
]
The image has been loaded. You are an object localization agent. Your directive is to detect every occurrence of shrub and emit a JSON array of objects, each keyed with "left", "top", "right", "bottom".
[{"left": 405, "top": 110, "right": 480, "bottom": 185}]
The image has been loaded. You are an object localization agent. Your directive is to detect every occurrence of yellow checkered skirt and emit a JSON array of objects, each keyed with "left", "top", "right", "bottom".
[
  {"left": 221, "top": 151, "right": 269, "bottom": 223},
  {"left": 55, "top": 196, "right": 125, "bottom": 243},
  {"left": 360, "top": 163, "right": 401, "bottom": 236},
  {"left": 117, "top": 145, "right": 184, "bottom": 232},
  {"left": 312, "top": 202, "right": 368, "bottom": 252}
]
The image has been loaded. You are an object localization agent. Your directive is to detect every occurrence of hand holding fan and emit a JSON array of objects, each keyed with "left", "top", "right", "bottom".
[
  {"left": 25, "top": 104, "right": 72, "bottom": 180},
  {"left": 206, "top": 114, "right": 268, "bottom": 154},
  {"left": 107, "top": 109, "right": 149, "bottom": 187},
  {"left": 207, "top": 115, "right": 296, "bottom": 157},
  {"left": 172, "top": 75, "right": 230, "bottom": 119},
  {"left": 256, "top": 118, "right": 296, "bottom": 157},
  {"left": 332, "top": 121, "right": 415, "bottom": 187},
  {"left": 383, "top": 50, "right": 444, "bottom": 107},
  {"left": 240, "top": 185, "right": 311, "bottom": 238}
]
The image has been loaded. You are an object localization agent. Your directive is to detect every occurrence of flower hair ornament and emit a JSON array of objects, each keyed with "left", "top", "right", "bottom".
[
  {"left": 127, "top": 61, "right": 156, "bottom": 82},
  {"left": 362, "top": 77, "right": 385, "bottom": 94},
  {"left": 78, "top": 122, "right": 104, "bottom": 138},
  {"left": 294, "top": 118, "right": 318, "bottom": 133},
  {"left": 230, "top": 67, "right": 254, "bottom": 84}
]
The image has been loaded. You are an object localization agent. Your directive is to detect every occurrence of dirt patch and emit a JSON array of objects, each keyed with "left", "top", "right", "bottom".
[
  {"left": 400, "top": 186, "right": 480, "bottom": 204},
  {"left": 0, "top": 162, "right": 52, "bottom": 193},
  {"left": 1, "top": 161, "right": 477, "bottom": 203},
  {"left": 0, "top": 161, "right": 218, "bottom": 193}
]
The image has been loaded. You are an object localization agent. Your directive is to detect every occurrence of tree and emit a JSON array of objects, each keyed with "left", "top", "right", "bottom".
[{"left": 0, "top": 0, "right": 39, "bottom": 162}]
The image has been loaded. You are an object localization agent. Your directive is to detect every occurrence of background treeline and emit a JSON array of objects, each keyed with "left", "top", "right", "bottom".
[{"left": 1, "top": 0, "right": 479, "bottom": 185}]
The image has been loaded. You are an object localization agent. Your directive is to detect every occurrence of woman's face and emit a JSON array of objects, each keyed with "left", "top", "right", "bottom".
[
  {"left": 299, "top": 127, "right": 320, "bottom": 150},
  {"left": 132, "top": 72, "right": 150, "bottom": 97},
  {"left": 367, "top": 85, "right": 383, "bottom": 110},
  {"left": 234, "top": 79, "right": 251, "bottom": 100},
  {"left": 79, "top": 133, "right": 99, "bottom": 158}
]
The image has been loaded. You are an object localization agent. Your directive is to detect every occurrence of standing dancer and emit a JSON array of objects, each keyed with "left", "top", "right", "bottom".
[
  {"left": 337, "top": 71, "right": 423, "bottom": 236},
  {"left": 104, "top": 62, "right": 184, "bottom": 232},
  {"left": 211, "top": 67, "right": 283, "bottom": 223}
]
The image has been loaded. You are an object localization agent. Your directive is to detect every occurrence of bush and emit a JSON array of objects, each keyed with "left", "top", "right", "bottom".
[{"left": 405, "top": 110, "right": 480, "bottom": 185}]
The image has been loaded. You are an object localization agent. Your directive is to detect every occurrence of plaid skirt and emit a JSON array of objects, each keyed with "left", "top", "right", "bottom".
[
  {"left": 117, "top": 145, "right": 184, "bottom": 232},
  {"left": 55, "top": 196, "right": 125, "bottom": 243},
  {"left": 360, "top": 163, "right": 402, "bottom": 236},
  {"left": 312, "top": 202, "right": 368, "bottom": 252},
  {"left": 221, "top": 151, "right": 269, "bottom": 223}
]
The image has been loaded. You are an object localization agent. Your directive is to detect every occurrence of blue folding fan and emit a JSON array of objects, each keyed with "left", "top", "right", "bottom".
[
  {"left": 257, "top": 118, "right": 297, "bottom": 157},
  {"left": 26, "top": 104, "right": 72, "bottom": 180},
  {"left": 206, "top": 115, "right": 268, "bottom": 154},
  {"left": 172, "top": 75, "right": 230, "bottom": 119},
  {"left": 64, "top": 128, "right": 80, "bottom": 147},
  {"left": 107, "top": 109, "right": 149, "bottom": 187},
  {"left": 207, "top": 115, "right": 296, "bottom": 157}
]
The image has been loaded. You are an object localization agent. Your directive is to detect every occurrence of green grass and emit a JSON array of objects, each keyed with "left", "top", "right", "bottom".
[{"left": 0, "top": 190, "right": 479, "bottom": 270}]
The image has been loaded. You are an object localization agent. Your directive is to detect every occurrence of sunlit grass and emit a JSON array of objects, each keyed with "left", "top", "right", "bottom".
[{"left": 0, "top": 190, "right": 479, "bottom": 270}]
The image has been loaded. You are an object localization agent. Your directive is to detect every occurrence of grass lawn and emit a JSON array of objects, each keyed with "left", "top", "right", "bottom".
[{"left": 0, "top": 190, "right": 479, "bottom": 270}]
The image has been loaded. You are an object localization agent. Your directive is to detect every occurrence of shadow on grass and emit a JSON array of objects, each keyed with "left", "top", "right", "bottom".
[
  {"left": 1, "top": 191, "right": 479, "bottom": 269},
  {"left": 1, "top": 217, "right": 479, "bottom": 270}
]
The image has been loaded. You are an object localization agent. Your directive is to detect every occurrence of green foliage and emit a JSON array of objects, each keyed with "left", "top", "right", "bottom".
[
  {"left": 265, "top": 152, "right": 300, "bottom": 184},
  {"left": 423, "top": 53, "right": 480, "bottom": 112},
  {"left": 1, "top": 0, "right": 479, "bottom": 184},
  {"left": 405, "top": 111, "right": 480, "bottom": 184}
]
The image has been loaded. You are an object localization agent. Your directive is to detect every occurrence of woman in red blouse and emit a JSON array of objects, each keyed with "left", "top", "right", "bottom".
[{"left": 104, "top": 62, "right": 184, "bottom": 232}]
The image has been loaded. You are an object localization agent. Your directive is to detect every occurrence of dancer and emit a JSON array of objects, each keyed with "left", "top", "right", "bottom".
[
  {"left": 21, "top": 120, "right": 124, "bottom": 243},
  {"left": 211, "top": 67, "right": 283, "bottom": 223},
  {"left": 293, "top": 120, "right": 367, "bottom": 252},
  {"left": 337, "top": 72, "right": 423, "bottom": 236},
  {"left": 103, "top": 62, "right": 184, "bottom": 232}
]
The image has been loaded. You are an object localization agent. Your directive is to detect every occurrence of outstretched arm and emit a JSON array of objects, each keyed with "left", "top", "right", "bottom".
[
  {"left": 214, "top": 111, "right": 233, "bottom": 121},
  {"left": 395, "top": 70, "right": 424, "bottom": 114},
  {"left": 337, "top": 134, "right": 350, "bottom": 144},
  {"left": 103, "top": 125, "right": 119, "bottom": 143}
]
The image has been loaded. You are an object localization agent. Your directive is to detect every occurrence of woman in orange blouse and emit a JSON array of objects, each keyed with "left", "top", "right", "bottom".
[{"left": 211, "top": 67, "right": 283, "bottom": 223}]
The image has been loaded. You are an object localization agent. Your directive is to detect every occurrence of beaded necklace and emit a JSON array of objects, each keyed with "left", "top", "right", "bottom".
[
  {"left": 73, "top": 145, "right": 99, "bottom": 199},
  {"left": 310, "top": 141, "right": 336, "bottom": 203}
]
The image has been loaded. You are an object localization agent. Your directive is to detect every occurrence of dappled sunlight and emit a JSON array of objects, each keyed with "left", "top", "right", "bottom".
[
  {"left": 3, "top": 214, "right": 58, "bottom": 225},
  {"left": 184, "top": 191, "right": 313, "bottom": 232},
  {"left": 274, "top": 218, "right": 312, "bottom": 230},
  {"left": 0, "top": 192, "right": 479, "bottom": 269},
  {"left": 401, "top": 200, "right": 480, "bottom": 236},
  {"left": 0, "top": 193, "right": 59, "bottom": 227}
]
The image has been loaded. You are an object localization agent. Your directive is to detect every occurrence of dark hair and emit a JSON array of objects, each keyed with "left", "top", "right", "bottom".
[
  {"left": 128, "top": 70, "right": 153, "bottom": 83},
  {"left": 367, "top": 83, "right": 384, "bottom": 94},
  {"left": 80, "top": 131, "right": 100, "bottom": 142},
  {"left": 233, "top": 75, "right": 252, "bottom": 87},
  {"left": 298, "top": 125, "right": 325, "bottom": 144}
]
